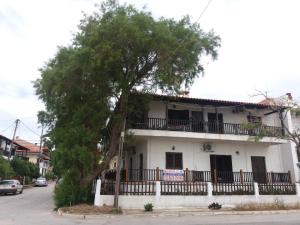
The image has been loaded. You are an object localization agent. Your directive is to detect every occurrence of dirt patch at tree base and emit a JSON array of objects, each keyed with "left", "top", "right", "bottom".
[{"left": 60, "top": 204, "right": 122, "bottom": 215}]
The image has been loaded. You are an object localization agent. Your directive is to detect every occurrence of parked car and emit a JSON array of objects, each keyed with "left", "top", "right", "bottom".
[
  {"left": 0, "top": 180, "right": 23, "bottom": 195},
  {"left": 35, "top": 177, "right": 48, "bottom": 187}
]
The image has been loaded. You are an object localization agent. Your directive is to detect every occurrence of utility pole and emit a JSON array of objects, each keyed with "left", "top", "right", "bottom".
[
  {"left": 39, "top": 125, "right": 44, "bottom": 155},
  {"left": 38, "top": 124, "right": 44, "bottom": 175},
  {"left": 8, "top": 119, "right": 20, "bottom": 160}
]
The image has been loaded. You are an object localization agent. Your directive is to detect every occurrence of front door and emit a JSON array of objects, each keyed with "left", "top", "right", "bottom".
[
  {"left": 208, "top": 113, "right": 224, "bottom": 133},
  {"left": 251, "top": 156, "right": 267, "bottom": 183},
  {"left": 210, "top": 154, "right": 233, "bottom": 182},
  {"left": 129, "top": 157, "right": 133, "bottom": 180},
  {"left": 139, "top": 154, "right": 143, "bottom": 180}
]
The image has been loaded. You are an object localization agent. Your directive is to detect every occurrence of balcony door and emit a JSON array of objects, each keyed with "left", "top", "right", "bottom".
[
  {"left": 168, "top": 109, "right": 189, "bottom": 130},
  {"left": 191, "top": 111, "right": 204, "bottom": 132},
  {"left": 208, "top": 113, "right": 224, "bottom": 133},
  {"left": 251, "top": 156, "right": 267, "bottom": 183}
]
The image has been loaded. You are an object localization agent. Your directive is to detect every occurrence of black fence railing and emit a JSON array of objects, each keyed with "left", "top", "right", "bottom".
[
  {"left": 161, "top": 181, "right": 207, "bottom": 195},
  {"left": 131, "top": 118, "right": 283, "bottom": 137},
  {"left": 213, "top": 183, "right": 254, "bottom": 195},
  {"left": 101, "top": 181, "right": 296, "bottom": 196},
  {"left": 258, "top": 183, "right": 296, "bottom": 195}
]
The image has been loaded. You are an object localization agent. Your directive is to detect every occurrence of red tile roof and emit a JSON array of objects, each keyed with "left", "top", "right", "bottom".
[
  {"left": 149, "top": 93, "right": 276, "bottom": 109},
  {"left": 15, "top": 138, "right": 48, "bottom": 154}
]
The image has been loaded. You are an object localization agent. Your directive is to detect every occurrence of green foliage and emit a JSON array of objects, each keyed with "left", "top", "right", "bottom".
[
  {"left": 292, "top": 108, "right": 300, "bottom": 117},
  {"left": 10, "top": 158, "right": 39, "bottom": 179},
  {"left": 0, "top": 156, "right": 15, "bottom": 179},
  {"left": 144, "top": 203, "right": 153, "bottom": 212},
  {"left": 45, "top": 171, "right": 56, "bottom": 180},
  {"left": 54, "top": 173, "right": 93, "bottom": 208},
  {"left": 34, "top": 0, "right": 220, "bottom": 207}
]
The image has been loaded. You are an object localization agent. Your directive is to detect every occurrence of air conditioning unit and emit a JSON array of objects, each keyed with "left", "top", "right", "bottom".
[{"left": 203, "top": 143, "right": 214, "bottom": 152}]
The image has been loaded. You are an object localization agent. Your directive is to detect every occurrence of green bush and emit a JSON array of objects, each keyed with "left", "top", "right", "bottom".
[
  {"left": 10, "top": 158, "right": 39, "bottom": 180},
  {"left": 0, "top": 156, "right": 15, "bottom": 179},
  {"left": 144, "top": 203, "right": 153, "bottom": 212},
  {"left": 45, "top": 171, "right": 55, "bottom": 180},
  {"left": 54, "top": 172, "right": 93, "bottom": 208}
]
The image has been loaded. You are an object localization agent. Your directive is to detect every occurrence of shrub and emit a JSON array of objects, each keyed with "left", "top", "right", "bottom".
[
  {"left": 144, "top": 203, "right": 153, "bottom": 212},
  {"left": 0, "top": 156, "right": 15, "bottom": 179},
  {"left": 10, "top": 158, "right": 39, "bottom": 180},
  {"left": 208, "top": 202, "right": 222, "bottom": 210},
  {"left": 45, "top": 171, "right": 55, "bottom": 180},
  {"left": 54, "top": 172, "right": 93, "bottom": 208}
]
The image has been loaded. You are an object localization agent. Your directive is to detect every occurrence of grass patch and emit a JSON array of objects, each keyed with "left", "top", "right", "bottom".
[
  {"left": 60, "top": 204, "right": 122, "bottom": 215},
  {"left": 234, "top": 200, "right": 300, "bottom": 211}
]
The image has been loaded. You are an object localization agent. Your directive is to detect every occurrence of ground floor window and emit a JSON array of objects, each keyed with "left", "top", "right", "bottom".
[{"left": 166, "top": 152, "right": 183, "bottom": 169}]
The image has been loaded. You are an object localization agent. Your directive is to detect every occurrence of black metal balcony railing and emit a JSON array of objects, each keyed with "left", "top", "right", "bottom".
[
  {"left": 104, "top": 169, "right": 292, "bottom": 184},
  {"left": 131, "top": 118, "right": 283, "bottom": 137}
]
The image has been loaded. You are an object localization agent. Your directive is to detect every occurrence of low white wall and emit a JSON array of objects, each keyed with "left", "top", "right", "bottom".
[{"left": 100, "top": 195, "right": 300, "bottom": 209}]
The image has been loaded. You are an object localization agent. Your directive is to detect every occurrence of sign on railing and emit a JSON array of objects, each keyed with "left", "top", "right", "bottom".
[{"left": 163, "top": 169, "right": 184, "bottom": 181}]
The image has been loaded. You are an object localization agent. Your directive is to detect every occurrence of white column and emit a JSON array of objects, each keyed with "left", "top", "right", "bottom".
[
  {"left": 296, "top": 183, "right": 300, "bottom": 196},
  {"left": 207, "top": 182, "right": 212, "bottom": 197},
  {"left": 156, "top": 181, "right": 161, "bottom": 197},
  {"left": 94, "top": 179, "right": 102, "bottom": 206},
  {"left": 254, "top": 182, "right": 259, "bottom": 197}
]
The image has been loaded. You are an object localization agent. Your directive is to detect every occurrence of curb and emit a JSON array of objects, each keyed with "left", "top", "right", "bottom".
[{"left": 57, "top": 208, "right": 300, "bottom": 219}]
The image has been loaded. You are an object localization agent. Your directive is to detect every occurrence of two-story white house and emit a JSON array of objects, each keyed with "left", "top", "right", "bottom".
[
  {"left": 119, "top": 94, "right": 298, "bottom": 182},
  {"left": 98, "top": 94, "right": 300, "bottom": 209}
]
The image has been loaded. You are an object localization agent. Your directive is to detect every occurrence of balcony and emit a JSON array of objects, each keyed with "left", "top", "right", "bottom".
[{"left": 130, "top": 118, "right": 283, "bottom": 138}]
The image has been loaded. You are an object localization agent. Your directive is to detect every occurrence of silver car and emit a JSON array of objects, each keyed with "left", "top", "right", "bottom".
[
  {"left": 35, "top": 177, "right": 48, "bottom": 187},
  {"left": 0, "top": 180, "right": 23, "bottom": 195}
]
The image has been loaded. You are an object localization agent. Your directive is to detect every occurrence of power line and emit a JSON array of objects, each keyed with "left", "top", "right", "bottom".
[
  {"left": 19, "top": 120, "right": 41, "bottom": 137},
  {"left": 0, "top": 122, "right": 15, "bottom": 134},
  {"left": 194, "top": 0, "right": 213, "bottom": 24},
  {"left": 164, "top": 0, "right": 213, "bottom": 60}
]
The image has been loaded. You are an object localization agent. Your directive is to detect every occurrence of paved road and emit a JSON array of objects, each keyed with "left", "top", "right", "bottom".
[{"left": 1, "top": 183, "right": 300, "bottom": 225}]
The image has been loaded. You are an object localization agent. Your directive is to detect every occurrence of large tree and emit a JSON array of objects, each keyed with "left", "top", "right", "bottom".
[{"left": 34, "top": 0, "right": 220, "bottom": 207}]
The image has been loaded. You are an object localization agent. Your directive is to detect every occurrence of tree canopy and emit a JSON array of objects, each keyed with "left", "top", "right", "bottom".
[{"left": 34, "top": 0, "right": 220, "bottom": 207}]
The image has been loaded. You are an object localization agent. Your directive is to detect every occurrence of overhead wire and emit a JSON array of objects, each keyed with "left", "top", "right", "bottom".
[
  {"left": 19, "top": 120, "right": 41, "bottom": 137},
  {"left": 0, "top": 122, "right": 15, "bottom": 134}
]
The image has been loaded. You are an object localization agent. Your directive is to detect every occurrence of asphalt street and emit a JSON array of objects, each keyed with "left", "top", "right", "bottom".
[{"left": 1, "top": 183, "right": 300, "bottom": 225}]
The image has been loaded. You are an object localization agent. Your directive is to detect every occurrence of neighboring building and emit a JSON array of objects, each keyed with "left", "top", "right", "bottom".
[
  {"left": 15, "top": 137, "right": 50, "bottom": 176},
  {"left": 291, "top": 109, "right": 300, "bottom": 131},
  {"left": 0, "top": 135, "right": 29, "bottom": 160}
]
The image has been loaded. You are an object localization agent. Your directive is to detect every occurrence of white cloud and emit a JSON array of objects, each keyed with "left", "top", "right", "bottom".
[{"left": 0, "top": 0, "right": 300, "bottom": 141}]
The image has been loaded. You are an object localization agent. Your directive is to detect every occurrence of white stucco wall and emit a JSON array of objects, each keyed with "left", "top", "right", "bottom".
[
  {"left": 279, "top": 111, "right": 300, "bottom": 182},
  {"left": 148, "top": 101, "right": 166, "bottom": 119},
  {"left": 126, "top": 140, "right": 148, "bottom": 170},
  {"left": 142, "top": 136, "right": 285, "bottom": 173},
  {"left": 146, "top": 100, "right": 282, "bottom": 127},
  {"left": 100, "top": 195, "right": 300, "bottom": 209}
]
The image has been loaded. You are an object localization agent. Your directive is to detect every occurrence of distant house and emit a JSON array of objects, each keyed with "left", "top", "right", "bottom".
[
  {"left": 15, "top": 137, "right": 50, "bottom": 176},
  {"left": 0, "top": 135, "right": 29, "bottom": 159}
]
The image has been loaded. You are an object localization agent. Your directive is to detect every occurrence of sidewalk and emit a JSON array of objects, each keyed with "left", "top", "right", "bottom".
[{"left": 57, "top": 207, "right": 300, "bottom": 219}]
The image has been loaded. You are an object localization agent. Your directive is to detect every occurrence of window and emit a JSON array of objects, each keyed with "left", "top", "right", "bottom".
[
  {"left": 166, "top": 152, "right": 183, "bottom": 169},
  {"left": 168, "top": 109, "right": 189, "bottom": 121}
]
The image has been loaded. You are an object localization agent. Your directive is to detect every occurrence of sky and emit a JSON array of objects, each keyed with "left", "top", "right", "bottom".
[{"left": 0, "top": 0, "right": 299, "bottom": 141}]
